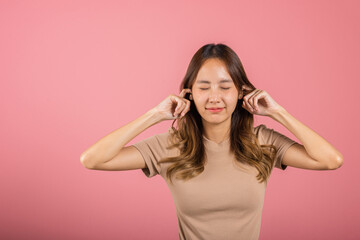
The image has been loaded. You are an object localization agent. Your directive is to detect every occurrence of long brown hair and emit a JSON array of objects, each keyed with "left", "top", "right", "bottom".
[{"left": 159, "top": 43, "right": 277, "bottom": 184}]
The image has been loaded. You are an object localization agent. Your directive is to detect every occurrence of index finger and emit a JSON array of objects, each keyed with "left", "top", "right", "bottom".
[{"left": 179, "top": 88, "right": 192, "bottom": 98}]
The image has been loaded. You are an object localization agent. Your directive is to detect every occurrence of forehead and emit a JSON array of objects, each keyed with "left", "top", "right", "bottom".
[{"left": 195, "top": 59, "right": 232, "bottom": 83}]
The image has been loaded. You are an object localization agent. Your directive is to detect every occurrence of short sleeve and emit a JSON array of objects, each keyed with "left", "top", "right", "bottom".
[
  {"left": 131, "top": 131, "right": 171, "bottom": 178},
  {"left": 256, "top": 124, "right": 298, "bottom": 170}
]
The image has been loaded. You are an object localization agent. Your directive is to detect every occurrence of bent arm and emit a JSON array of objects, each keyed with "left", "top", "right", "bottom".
[
  {"left": 270, "top": 107, "right": 344, "bottom": 170},
  {"left": 80, "top": 108, "right": 161, "bottom": 169}
]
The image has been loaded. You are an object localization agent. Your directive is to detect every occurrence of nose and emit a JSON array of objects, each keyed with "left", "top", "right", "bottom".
[
  {"left": 209, "top": 96, "right": 220, "bottom": 103},
  {"left": 209, "top": 89, "right": 221, "bottom": 103}
]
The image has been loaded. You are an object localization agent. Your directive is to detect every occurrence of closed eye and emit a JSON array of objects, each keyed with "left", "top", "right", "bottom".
[{"left": 200, "top": 88, "right": 230, "bottom": 90}]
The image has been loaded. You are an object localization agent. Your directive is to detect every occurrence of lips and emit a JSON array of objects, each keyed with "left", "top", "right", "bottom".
[{"left": 206, "top": 107, "right": 224, "bottom": 110}]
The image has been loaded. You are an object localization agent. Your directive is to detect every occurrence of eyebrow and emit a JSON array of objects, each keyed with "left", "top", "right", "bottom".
[{"left": 196, "top": 79, "right": 233, "bottom": 84}]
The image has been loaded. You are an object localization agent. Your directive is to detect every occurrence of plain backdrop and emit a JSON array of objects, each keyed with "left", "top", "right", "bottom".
[{"left": 1, "top": 0, "right": 359, "bottom": 239}]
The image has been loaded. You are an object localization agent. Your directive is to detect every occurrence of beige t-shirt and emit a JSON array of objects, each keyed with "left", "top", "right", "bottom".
[{"left": 132, "top": 124, "right": 298, "bottom": 240}]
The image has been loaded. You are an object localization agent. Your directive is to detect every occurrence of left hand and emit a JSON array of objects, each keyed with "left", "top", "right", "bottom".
[{"left": 241, "top": 86, "right": 285, "bottom": 117}]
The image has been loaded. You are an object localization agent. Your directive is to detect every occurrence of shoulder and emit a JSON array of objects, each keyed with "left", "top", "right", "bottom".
[
  {"left": 253, "top": 124, "right": 278, "bottom": 146},
  {"left": 146, "top": 128, "right": 180, "bottom": 150},
  {"left": 253, "top": 124, "right": 267, "bottom": 141},
  {"left": 133, "top": 128, "right": 173, "bottom": 149},
  {"left": 133, "top": 128, "right": 180, "bottom": 157},
  {"left": 253, "top": 124, "right": 267, "bottom": 134}
]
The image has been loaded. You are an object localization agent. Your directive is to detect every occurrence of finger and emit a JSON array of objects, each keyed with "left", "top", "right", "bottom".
[
  {"left": 251, "top": 91, "right": 265, "bottom": 111},
  {"left": 174, "top": 99, "right": 185, "bottom": 117},
  {"left": 249, "top": 90, "right": 261, "bottom": 111},
  {"left": 180, "top": 99, "right": 191, "bottom": 117},
  {"left": 244, "top": 99, "right": 254, "bottom": 113},
  {"left": 243, "top": 93, "right": 256, "bottom": 113},
  {"left": 179, "top": 88, "right": 192, "bottom": 98},
  {"left": 243, "top": 89, "right": 257, "bottom": 110},
  {"left": 242, "top": 98, "right": 250, "bottom": 111},
  {"left": 180, "top": 100, "right": 191, "bottom": 117},
  {"left": 242, "top": 88, "right": 257, "bottom": 102},
  {"left": 171, "top": 96, "right": 181, "bottom": 116}
]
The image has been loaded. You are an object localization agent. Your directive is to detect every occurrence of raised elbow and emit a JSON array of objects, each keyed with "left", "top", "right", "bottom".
[
  {"left": 328, "top": 155, "right": 344, "bottom": 170},
  {"left": 80, "top": 153, "right": 94, "bottom": 169},
  {"left": 335, "top": 155, "right": 344, "bottom": 169}
]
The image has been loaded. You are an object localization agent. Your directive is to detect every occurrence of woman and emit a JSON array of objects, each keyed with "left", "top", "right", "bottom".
[{"left": 80, "top": 43, "right": 344, "bottom": 240}]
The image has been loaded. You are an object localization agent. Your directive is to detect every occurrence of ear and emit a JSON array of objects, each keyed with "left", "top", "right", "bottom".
[
  {"left": 189, "top": 94, "right": 193, "bottom": 100},
  {"left": 238, "top": 85, "right": 248, "bottom": 99},
  {"left": 242, "top": 85, "right": 252, "bottom": 91},
  {"left": 241, "top": 85, "right": 254, "bottom": 97}
]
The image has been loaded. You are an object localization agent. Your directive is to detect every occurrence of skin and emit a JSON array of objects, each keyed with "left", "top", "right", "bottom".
[{"left": 191, "top": 58, "right": 240, "bottom": 144}]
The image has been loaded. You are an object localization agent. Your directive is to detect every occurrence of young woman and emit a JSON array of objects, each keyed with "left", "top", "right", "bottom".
[{"left": 80, "top": 43, "right": 344, "bottom": 240}]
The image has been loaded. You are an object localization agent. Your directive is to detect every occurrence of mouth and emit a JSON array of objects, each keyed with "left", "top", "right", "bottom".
[
  {"left": 206, "top": 107, "right": 225, "bottom": 110},
  {"left": 206, "top": 107, "right": 225, "bottom": 113}
]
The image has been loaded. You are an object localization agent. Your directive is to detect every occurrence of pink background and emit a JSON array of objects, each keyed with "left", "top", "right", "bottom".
[{"left": 1, "top": 0, "right": 358, "bottom": 239}]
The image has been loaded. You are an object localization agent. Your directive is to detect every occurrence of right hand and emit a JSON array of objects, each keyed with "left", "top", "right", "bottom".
[{"left": 153, "top": 88, "right": 192, "bottom": 121}]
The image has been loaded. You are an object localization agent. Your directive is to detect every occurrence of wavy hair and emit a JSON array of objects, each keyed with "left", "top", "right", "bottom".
[{"left": 158, "top": 43, "right": 278, "bottom": 185}]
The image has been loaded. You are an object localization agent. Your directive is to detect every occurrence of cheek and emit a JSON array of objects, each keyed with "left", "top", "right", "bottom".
[
  {"left": 224, "top": 96, "right": 239, "bottom": 108},
  {"left": 224, "top": 94, "right": 237, "bottom": 102},
  {"left": 194, "top": 100, "right": 205, "bottom": 110},
  {"left": 193, "top": 95, "right": 206, "bottom": 104}
]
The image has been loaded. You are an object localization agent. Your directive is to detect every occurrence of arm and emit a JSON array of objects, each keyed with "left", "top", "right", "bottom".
[
  {"left": 241, "top": 86, "right": 344, "bottom": 170},
  {"left": 270, "top": 107, "right": 344, "bottom": 170},
  {"left": 80, "top": 89, "right": 192, "bottom": 170},
  {"left": 80, "top": 108, "right": 161, "bottom": 169}
]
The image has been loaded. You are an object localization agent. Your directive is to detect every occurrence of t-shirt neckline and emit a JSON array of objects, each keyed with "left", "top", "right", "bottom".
[{"left": 202, "top": 135, "right": 230, "bottom": 145}]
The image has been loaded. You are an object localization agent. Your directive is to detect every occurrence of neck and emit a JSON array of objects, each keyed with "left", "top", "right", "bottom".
[{"left": 202, "top": 118, "right": 231, "bottom": 143}]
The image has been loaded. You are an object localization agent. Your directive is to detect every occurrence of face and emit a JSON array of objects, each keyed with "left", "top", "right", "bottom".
[{"left": 191, "top": 58, "right": 240, "bottom": 126}]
